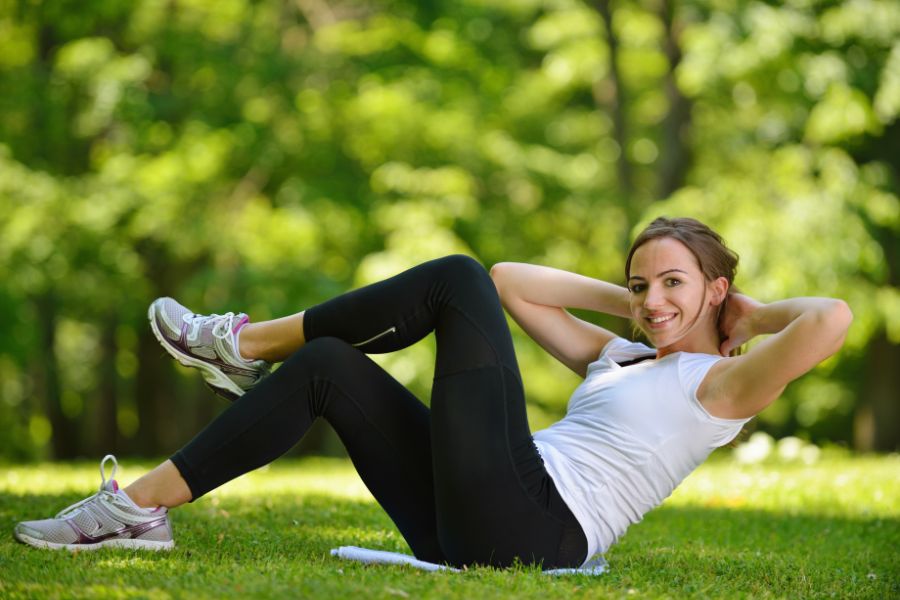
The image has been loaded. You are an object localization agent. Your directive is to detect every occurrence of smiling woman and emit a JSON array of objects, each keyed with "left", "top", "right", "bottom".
[{"left": 13, "top": 217, "right": 852, "bottom": 573}]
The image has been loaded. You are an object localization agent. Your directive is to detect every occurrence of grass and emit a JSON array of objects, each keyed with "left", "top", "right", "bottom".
[{"left": 1, "top": 452, "right": 898, "bottom": 599}]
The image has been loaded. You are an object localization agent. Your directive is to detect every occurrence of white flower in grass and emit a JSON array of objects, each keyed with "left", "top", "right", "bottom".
[
  {"left": 800, "top": 444, "right": 820, "bottom": 465},
  {"left": 735, "top": 431, "right": 774, "bottom": 464},
  {"left": 776, "top": 436, "right": 804, "bottom": 461}
]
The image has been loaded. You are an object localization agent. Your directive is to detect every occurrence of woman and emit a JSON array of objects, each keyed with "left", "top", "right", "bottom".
[{"left": 14, "top": 217, "right": 852, "bottom": 569}]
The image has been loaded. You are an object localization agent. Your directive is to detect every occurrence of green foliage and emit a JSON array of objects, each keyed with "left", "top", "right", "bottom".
[{"left": 0, "top": 0, "right": 897, "bottom": 457}]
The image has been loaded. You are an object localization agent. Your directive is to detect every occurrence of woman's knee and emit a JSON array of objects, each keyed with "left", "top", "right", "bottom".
[
  {"left": 280, "top": 336, "right": 360, "bottom": 376},
  {"left": 432, "top": 254, "right": 492, "bottom": 288}
]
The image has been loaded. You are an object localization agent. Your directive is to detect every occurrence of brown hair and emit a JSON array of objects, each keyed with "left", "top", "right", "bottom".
[{"left": 625, "top": 217, "right": 741, "bottom": 355}]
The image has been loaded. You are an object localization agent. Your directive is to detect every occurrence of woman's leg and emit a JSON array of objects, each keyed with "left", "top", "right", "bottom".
[
  {"left": 148, "top": 255, "right": 584, "bottom": 567},
  {"left": 399, "top": 256, "right": 587, "bottom": 569},
  {"left": 168, "top": 335, "right": 446, "bottom": 561},
  {"left": 125, "top": 461, "right": 191, "bottom": 509},
  {"left": 237, "top": 313, "right": 306, "bottom": 363},
  {"left": 160, "top": 254, "right": 518, "bottom": 561},
  {"left": 258, "top": 254, "right": 586, "bottom": 567}
]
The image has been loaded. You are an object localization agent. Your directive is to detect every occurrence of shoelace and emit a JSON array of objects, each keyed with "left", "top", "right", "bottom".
[
  {"left": 183, "top": 312, "right": 239, "bottom": 342},
  {"left": 55, "top": 454, "right": 119, "bottom": 518}
]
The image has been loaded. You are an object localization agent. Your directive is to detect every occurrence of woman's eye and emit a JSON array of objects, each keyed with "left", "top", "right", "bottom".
[
  {"left": 629, "top": 284, "right": 645, "bottom": 293},
  {"left": 666, "top": 278, "right": 681, "bottom": 287}
]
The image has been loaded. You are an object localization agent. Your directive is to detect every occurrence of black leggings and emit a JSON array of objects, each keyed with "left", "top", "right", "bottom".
[{"left": 170, "top": 255, "right": 588, "bottom": 569}]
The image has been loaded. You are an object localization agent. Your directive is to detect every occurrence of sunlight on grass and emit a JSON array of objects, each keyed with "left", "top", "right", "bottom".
[
  {"left": 305, "top": 525, "right": 405, "bottom": 549},
  {"left": 2, "top": 454, "right": 898, "bottom": 599},
  {"left": 94, "top": 555, "right": 161, "bottom": 569},
  {"left": 1, "top": 457, "right": 373, "bottom": 501},
  {"left": 207, "top": 459, "right": 373, "bottom": 502},
  {"left": 11, "top": 582, "right": 173, "bottom": 599},
  {"left": 6, "top": 453, "right": 896, "bottom": 519},
  {"left": 670, "top": 453, "right": 900, "bottom": 517}
]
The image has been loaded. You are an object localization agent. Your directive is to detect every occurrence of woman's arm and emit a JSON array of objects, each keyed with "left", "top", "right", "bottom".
[
  {"left": 490, "top": 262, "right": 632, "bottom": 377},
  {"left": 701, "top": 295, "right": 853, "bottom": 419}
]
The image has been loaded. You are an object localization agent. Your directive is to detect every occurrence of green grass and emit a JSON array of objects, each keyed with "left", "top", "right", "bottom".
[{"left": 1, "top": 453, "right": 898, "bottom": 599}]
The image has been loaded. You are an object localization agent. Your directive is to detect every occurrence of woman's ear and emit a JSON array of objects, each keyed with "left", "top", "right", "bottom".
[{"left": 710, "top": 277, "right": 729, "bottom": 306}]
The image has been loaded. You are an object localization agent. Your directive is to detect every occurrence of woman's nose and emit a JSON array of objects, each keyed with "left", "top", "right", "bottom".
[{"left": 643, "top": 285, "right": 665, "bottom": 308}]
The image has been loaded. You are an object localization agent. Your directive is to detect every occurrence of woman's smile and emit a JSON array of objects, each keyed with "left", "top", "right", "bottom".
[{"left": 646, "top": 312, "right": 678, "bottom": 329}]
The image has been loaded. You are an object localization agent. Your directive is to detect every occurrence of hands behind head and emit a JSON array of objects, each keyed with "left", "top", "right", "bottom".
[{"left": 718, "top": 292, "right": 764, "bottom": 356}]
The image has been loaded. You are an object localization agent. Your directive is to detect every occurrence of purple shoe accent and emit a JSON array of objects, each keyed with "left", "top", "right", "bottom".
[
  {"left": 169, "top": 323, "right": 258, "bottom": 377},
  {"left": 66, "top": 514, "right": 170, "bottom": 545},
  {"left": 232, "top": 315, "right": 249, "bottom": 335}
]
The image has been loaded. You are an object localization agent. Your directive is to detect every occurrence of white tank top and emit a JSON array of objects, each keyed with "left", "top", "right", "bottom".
[{"left": 533, "top": 337, "right": 751, "bottom": 565}]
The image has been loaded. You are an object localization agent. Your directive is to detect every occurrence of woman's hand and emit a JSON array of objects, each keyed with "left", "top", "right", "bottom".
[{"left": 718, "top": 292, "right": 764, "bottom": 356}]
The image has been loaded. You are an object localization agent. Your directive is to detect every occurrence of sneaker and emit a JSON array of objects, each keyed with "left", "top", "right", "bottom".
[
  {"left": 148, "top": 297, "right": 271, "bottom": 401},
  {"left": 14, "top": 455, "right": 174, "bottom": 551}
]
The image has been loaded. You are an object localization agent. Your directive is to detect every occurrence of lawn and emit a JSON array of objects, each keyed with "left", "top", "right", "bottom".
[{"left": 1, "top": 451, "right": 897, "bottom": 599}]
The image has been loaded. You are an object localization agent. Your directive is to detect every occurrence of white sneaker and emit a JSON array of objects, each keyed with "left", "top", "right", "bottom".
[
  {"left": 14, "top": 455, "right": 174, "bottom": 551},
  {"left": 148, "top": 297, "right": 271, "bottom": 401}
]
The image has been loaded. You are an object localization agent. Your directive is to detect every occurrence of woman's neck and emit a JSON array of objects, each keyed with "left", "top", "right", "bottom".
[{"left": 655, "top": 323, "right": 722, "bottom": 359}]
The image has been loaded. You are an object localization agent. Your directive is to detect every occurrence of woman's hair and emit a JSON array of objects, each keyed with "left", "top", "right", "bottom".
[{"left": 625, "top": 216, "right": 741, "bottom": 354}]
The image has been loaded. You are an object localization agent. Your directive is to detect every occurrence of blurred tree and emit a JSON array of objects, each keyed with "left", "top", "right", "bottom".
[{"left": 0, "top": 0, "right": 897, "bottom": 459}]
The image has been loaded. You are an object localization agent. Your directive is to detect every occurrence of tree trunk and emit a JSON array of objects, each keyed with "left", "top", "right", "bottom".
[
  {"left": 849, "top": 119, "right": 900, "bottom": 452},
  {"left": 133, "top": 243, "right": 176, "bottom": 456},
  {"left": 871, "top": 333, "right": 899, "bottom": 451},
  {"left": 134, "top": 325, "right": 171, "bottom": 456},
  {"left": 855, "top": 333, "right": 900, "bottom": 452},
  {"left": 34, "top": 293, "right": 79, "bottom": 459},
  {"left": 856, "top": 221, "right": 899, "bottom": 451},
  {"left": 132, "top": 241, "right": 210, "bottom": 455},
  {"left": 657, "top": 0, "right": 692, "bottom": 200},
  {"left": 94, "top": 314, "right": 120, "bottom": 455},
  {"left": 593, "top": 0, "right": 634, "bottom": 207}
]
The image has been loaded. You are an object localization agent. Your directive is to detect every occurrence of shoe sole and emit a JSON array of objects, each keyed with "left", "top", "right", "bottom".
[
  {"left": 147, "top": 302, "right": 246, "bottom": 400},
  {"left": 204, "top": 381, "right": 240, "bottom": 402},
  {"left": 15, "top": 530, "right": 174, "bottom": 551}
]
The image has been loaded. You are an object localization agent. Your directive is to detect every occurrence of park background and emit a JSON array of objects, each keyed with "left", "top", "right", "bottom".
[{"left": 0, "top": 0, "right": 898, "bottom": 462}]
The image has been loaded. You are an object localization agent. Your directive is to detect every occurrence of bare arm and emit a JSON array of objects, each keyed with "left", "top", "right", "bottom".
[
  {"left": 490, "top": 262, "right": 632, "bottom": 377},
  {"left": 701, "top": 294, "right": 853, "bottom": 419}
]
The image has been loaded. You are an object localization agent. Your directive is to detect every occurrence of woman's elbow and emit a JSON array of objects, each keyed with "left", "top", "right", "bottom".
[
  {"left": 831, "top": 299, "right": 853, "bottom": 332},
  {"left": 490, "top": 263, "right": 512, "bottom": 297},
  {"left": 822, "top": 299, "right": 853, "bottom": 352},
  {"left": 490, "top": 262, "right": 534, "bottom": 300}
]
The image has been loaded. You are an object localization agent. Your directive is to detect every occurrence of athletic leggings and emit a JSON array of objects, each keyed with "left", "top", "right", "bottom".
[{"left": 170, "top": 254, "right": 588, "bottom": 569}]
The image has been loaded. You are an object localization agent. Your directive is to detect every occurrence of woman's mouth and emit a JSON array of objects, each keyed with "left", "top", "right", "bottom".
[{"left": 646, "top": 313, "right": 677, "bottom": 329}]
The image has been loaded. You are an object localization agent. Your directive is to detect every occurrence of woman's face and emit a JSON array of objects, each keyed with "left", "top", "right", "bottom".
[{"left": 627, "top": 237, "right": 719, "bottom": 351}]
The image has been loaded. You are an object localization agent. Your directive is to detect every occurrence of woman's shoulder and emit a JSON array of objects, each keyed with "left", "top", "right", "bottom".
[
  {"left": 690, "top": 355, "right": 756, "bottom": 421},
  {"left": 662, "top": 353, "right": 752, "bottom": 428},
  {"left": 674, "top": 351, "right": 729, "bottom": 386}
]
